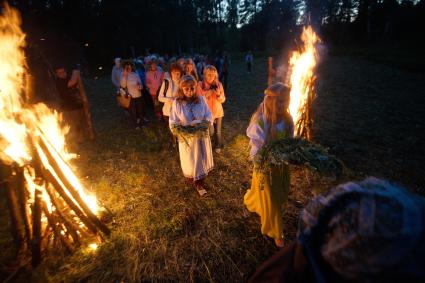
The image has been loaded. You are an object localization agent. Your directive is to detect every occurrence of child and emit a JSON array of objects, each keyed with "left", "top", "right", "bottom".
[
  {"left": 158, "top": 63, "right": 182, "bottom": 146},
  {"left": 169, "top": 75, "right": 214, "bottom": 196},
  {"left": 196, "top": 65, "right": 226, "bottom": 153},
  {"left": 244, "top": 82, "right": 294, "bottom": 248},
  {"left": 145, "top": 59, "right": 164, "bottom": 120},
  {"left": 184, "top": 58, "right": 199, "bottom": 81}
]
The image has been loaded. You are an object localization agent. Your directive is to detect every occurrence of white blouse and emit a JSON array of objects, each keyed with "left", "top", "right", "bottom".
[
  {"left": 169, "top": 96, "right": 213, "bottom": 127},
  {"left": 246, "top": 115, "right": 294, "bottom": 159}
]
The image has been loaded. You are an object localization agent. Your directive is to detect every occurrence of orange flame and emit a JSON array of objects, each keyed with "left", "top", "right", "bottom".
[
  {"left": 288, "top": 26, "right": 320, "bottom": 134},
  {"left": 0, "top": 5, "right": 98, "bottom": 215}
]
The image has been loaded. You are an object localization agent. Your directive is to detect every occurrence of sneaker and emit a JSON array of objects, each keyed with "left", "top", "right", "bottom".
[
  {"left": 135, "top": 126, "right": 140, "bottom": 130},
  {"left": 215, "top": 148, "right": 222, "bottom": 153}
]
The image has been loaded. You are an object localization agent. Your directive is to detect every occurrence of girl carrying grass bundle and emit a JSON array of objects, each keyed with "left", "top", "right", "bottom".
[
  {"left": 244, "top": 82, "right": 294, "bottom": 248},
  {"left": 169, "top": 75, "right": 214, "bottom": 196}
]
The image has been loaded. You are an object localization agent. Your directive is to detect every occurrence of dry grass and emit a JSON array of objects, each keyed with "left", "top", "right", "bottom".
[{"left": 1, "top": 55, "right": 424, "bottom": 282}]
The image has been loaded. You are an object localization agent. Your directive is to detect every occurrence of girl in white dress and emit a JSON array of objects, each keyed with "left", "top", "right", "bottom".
[{"left": 169, "top": 75, "right": 214, "bottom": 196}]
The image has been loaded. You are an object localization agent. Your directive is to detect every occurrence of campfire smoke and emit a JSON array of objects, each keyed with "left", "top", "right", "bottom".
[{"left": 0, "top": 4, "right": 109, "bottom": 267}]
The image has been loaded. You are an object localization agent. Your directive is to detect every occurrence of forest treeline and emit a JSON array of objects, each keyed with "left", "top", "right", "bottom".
[{"left": 6, "top": 0, "right": 425, "bottom": 66}]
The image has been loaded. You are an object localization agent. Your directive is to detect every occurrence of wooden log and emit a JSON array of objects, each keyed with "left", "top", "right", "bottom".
[
  {"left": 267, "top": 57, "right": 274, "bottom": 86},
  {"left": 77, "top": 75, "right": 95, "bottom": 140},
  {"left": 41, "top": 202, "right": 73, "bottom": 254},
  {"left": 37, "top": 136, "right": 110, "bottom": 236},
  {"left": 29, "top": 134, "right": 100, "bottom": 235},
  {"left": 45, "top": 184, "right": 82, "bottom": 244},
  {"left": 15, "top": 167, "right": 33, "bottom": 247},
  {"left": 41, "top": 167, "right": 99, "bottom": 235},
  {"left": 2, "top": 162, "right": 27, "bottom": 260},
  {"left": 31, "top": 188, "right": 42, "bottom": 267}
]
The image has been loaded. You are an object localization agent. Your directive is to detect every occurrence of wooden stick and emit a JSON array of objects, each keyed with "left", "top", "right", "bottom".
[
  {"left": 31, "top": 188, "right": 42, "bottom": 267},
  {"left": 30, "top": 135, "right": 101, "bottom": 235},
  {"left": 41, "top": 202, "right": 73, "bottom": 254},
  {"left": 78, "top": 75, "right": 95, "bottom": 140},
  {"left": 16, "top": 167, "right": 33, "bottom": 248},
  {"left": 40, "top": 167, "right": 99, "bottom": 235},
  {"left": 267, "top": 57, "right": 274, "bottom": 86},
  {"left": 2, "top": 162, "right": 27, "bottom": 260},
  {"left": 37, "top": 136, "right": 110, "bottom": 236},
  {"left": 45, "top": 184, "right": 82, "bottom": 244}
]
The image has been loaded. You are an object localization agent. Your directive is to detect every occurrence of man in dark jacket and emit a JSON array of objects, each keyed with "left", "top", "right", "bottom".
[{"left": 55, "top": 66, "right": 86, "bottom": 143}]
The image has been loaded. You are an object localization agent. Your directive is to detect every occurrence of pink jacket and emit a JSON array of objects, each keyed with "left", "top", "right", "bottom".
[
  {"left": 197, "top": 80, "right": 225, "bottom": 119},
  {"left": 146, "top": 70, "right": 164, "bottom": 96}
]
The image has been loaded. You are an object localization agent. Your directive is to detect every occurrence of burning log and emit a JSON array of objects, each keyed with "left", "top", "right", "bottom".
[
  {"left": 287, "top": 26, "right": 320, "bottom": 141},
  {"left": 45, "top": 185, "right": 84, "bottom": 244},
  {"left": 41, "top": 202, "right": 74, "bottom": 254},
  {"left": 36, "top": 134, "right": 110, "bottom": 236},
  {"left": 31, "top": 188, "right": 42, "bottom": 267},
  {"left": 0, "top": 4, "right": 110, "bottom": 269},
  {"left": 15, "top": 167, "right": 33, "bottom": 247}
]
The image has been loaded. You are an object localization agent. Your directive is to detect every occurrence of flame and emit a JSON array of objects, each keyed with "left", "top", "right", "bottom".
[
  {"left": 288, "top": 26, "right": 320, "bottom": 133},
  {"left": 0, "top": 4, "right": 98, "bottom": 219}
]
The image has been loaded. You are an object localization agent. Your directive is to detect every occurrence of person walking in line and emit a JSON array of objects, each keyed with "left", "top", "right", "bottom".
[
  {"left": 111, "top": 57, "right": 122, "bottom": 93},
  {"left": 158, "top": 62, "right": 183, "bottom": 147},
  {"left": 184, "top": 58, "right": 199, "bottom": 82},
  {"left": 169, "top": 75, "right": 214, "bottom": 196},
  {"left": 197, "top": 65, "right": 226, "bottom": 153},
  {"left": 120, "top": 61, "right": 145, "bottom": 129},
  {"left": 146, "top": 58, "right": 164, "bottom": 121},
  {"left": 244, "top": 83, "right": 294, "bottom": 248}
]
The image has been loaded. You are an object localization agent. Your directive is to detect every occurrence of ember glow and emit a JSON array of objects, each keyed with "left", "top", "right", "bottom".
[
  {"left": 0, "top": 3, "right": 99, "bottom": 237},
  {"left": 288, "top": 26, "right": 320, "bottom": 136}
]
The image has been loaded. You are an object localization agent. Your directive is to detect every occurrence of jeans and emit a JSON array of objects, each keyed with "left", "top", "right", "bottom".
[{"left": 209, "top": 117, "right": 222, "bottom": 147}]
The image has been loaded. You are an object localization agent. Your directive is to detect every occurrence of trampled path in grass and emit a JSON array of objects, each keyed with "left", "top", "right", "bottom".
[{"left": 2, "top": 55, "right": 424, "bottom": 282}]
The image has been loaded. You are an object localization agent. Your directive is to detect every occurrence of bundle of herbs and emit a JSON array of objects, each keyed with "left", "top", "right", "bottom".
[
  {"left": 254, "top": 137, "right": 344, "bottom": 177},
  {"left": 171, "top": 121, "right": 210, "bottom": 145}
]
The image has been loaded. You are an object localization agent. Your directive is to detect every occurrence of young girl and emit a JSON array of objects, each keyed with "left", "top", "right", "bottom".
[
  {"left": 244, "top": 82, "right": 294, "bottom": 248},
  {"left": 169, "top": 75, "right": 214, "bottom": 196},
  {"left": 196, "top": 65, "right": 226, "bottom": 153},
  {"left": 184, "top": 58, "right": 199, "bottom": 81},
  {"left": 145, "top": 59, "right": 164, "bottom": 120},
  {"left": 158, "top": 63, "right": 182, "bottom": 146}
]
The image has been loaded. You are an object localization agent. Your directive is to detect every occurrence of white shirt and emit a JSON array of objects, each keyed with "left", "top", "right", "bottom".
[{"left": 120, "top": 72, "right": 142, "bottom": 98}]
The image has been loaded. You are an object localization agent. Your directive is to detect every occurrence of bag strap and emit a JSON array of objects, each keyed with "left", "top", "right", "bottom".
[{"left": 158, "top": 78, "right": 169, "bottom": 98}]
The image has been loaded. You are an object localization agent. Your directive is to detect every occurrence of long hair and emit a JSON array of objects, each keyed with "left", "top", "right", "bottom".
[
  {"left": 184, "top": 58, "right": 199, "bottom": 81},
  {"left": 202, "top": 65, "right": 219, "bottom": 85},
  {"left": 176, "top": 75, "right": 199, "bottom": 104},
  {"left": 249, "top": 83, "right": 293, "bottom": 141}
]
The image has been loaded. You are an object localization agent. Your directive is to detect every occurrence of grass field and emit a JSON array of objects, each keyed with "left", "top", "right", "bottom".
[{"left": 1, "top": 54, "right": 425, "bottom": 282}]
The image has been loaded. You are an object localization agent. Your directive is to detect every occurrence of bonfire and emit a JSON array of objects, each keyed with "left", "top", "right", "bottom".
[
  {"left": 259, "top": 27, "right": 343, "bottom": 176},
  {"left": 0, "top": 4, "right": 109, "bottom": 268},
  {"left": 288, "top": 26, "right": 320, "bottom": 140}
]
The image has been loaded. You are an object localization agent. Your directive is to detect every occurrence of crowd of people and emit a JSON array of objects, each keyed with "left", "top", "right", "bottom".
[{"left": 52, "top": 52, "right": 425, "bottom": 282}]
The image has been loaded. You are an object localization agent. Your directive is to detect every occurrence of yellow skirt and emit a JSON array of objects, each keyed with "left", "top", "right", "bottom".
[{"left": 244, "top": 164, "right": 290, "bottom": 240}]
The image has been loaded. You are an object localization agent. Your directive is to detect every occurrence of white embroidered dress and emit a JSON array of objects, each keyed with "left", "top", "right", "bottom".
[{"left": 169, "top": 96, "right": 214, "bottom": 180}]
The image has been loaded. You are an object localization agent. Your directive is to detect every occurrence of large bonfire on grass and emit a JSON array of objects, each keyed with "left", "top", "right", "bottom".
[
  {"left": 287, "top": 26, "right": 320, "bottom": 140},
  {"left": 258, "top": 27, "right": 343, "bottom": 176},
  {"left": 0, "top": 4, "right": 109, "bottom": 268}
]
